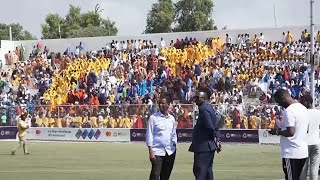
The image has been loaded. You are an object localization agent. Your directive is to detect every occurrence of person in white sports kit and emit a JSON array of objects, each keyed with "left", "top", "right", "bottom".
[
  {"left": 299, "top": 94, "right": 320, "bottom": 180},
  {"left": 269, "top": 89, "right": 309, "bottom": 180}
]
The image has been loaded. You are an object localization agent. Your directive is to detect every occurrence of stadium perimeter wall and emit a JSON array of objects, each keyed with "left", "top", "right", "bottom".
[
  {"left": 1, "top": 25, "right": 320, "bottom": 66},
  {"left": 0, "top": 127, "right": 278, "bottom": 145}
]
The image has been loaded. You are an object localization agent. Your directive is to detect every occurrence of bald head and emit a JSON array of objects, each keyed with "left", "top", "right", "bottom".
[{"left": 193, "top": 87, "right": 211, "bottom": 106}]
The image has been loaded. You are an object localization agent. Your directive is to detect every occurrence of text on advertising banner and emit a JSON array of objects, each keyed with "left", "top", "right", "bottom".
[
  {"left": 0, "top": 127, "right": 18, "bottom": 140},
  {"left": 220, "top": 130, "right": 259, "bottom": 143},
  {"left": 130, "top": 129, "right": 193, "bottom": 142},
  {"left": 27, "top": 128, "right": 130, "bottom": 142},
  {"left": 130, "top": 129, "right": 259, "bottom": 143},
  {"left": 176, "top": 129, "right": 193, "bottom": 142},
  {"left": 130, "top": 129, "right": 146, "bottom": 142}
]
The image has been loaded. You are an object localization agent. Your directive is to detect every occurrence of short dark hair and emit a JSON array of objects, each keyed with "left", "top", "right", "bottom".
[
  {"left": 20, "top": 114, "right": 27, "bottom": 121},
  {"left": 159, "top": 94, "right": 171, "bottom": 104},
  {"left": 274, "top": 89, "right": 290, "bottom": 100},
  {"left": 300, "top": 94, "right": 313, "bottom": 105},
  {"left": 197, "top": 86, "right": 212, "bottom": 99}
]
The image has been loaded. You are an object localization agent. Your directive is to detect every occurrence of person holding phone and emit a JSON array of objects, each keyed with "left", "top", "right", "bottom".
[
  {"left": 189, "top": 87, "right": 221, "bottom": 180},
  {"left": 146, "top": 95, "right": 177, "bottom": 180},
  {"left": 269, "top": 89, "right": 309, "bottom": 180}
]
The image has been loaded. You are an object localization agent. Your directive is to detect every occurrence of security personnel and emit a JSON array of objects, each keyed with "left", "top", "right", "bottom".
[{"left": 189, "top": 87, "right": 221, "bottom": 180}]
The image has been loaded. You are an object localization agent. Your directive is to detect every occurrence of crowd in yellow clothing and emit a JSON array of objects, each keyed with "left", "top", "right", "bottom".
[
  {"left": 35, "top": 115, "right": 134, "bottom": 128},
  {"left": 43, "top": 57, "right": 110, "bottom": 108},
  {"left": 5, "top": 30, "right": 320, "bottom": 129},
  {"left": 38, "top": 31, "right": 314, "bottom": 108},
  {"left": 224, "top": 114, "right": 276, "bottom": 129}
]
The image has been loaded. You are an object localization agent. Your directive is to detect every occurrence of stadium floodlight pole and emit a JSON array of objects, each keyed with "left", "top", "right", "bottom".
[
  {"left": 310, "top": 0, "right": 315, "bottom": 108},
  {"left": 9, "top": 26, "right": 12, "bottom": 41},
  {"left": 273, "top": 3, "right": 277, "bottom": 28},
  {"left": 59, "top": 23, "right": 62, "bottom": 39}
]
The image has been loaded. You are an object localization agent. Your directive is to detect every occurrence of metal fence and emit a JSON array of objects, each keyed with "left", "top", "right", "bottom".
[{"left": 0, "top": 104, "right": 281, "bottom": 129}]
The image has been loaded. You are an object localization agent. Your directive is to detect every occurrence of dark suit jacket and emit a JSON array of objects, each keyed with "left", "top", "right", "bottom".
[{"left": 189, "top": 102, "right": 221, "bottom": 153}]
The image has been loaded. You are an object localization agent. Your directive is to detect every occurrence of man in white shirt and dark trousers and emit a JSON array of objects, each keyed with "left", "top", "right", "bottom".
[
  {"left": 146, "top": 96, "right": 177, "bottom": 180},
  {"left": 269, "top": 89, "right": 309, "bottom": 180},
  {"left": 299, "top": 94, "right": 320, "bottom": 180}
]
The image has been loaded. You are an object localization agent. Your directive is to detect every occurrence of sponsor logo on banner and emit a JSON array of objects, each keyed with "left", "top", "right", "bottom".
[
  {"left": 26, "top": 128, "right": 130, "bottom": 142},
  {"left": 130, "top": 129, "right": 258, "bottom": 143},
  {"left": 27, "top": 129, "right": 72, "bottom": 138},
  {"left": 177, "top": 129, "right": 193, "bottom": 142},
  {"left": 220, "top": 130, "right": 259, "bottom": 143},
  {"left": 130, "top": 129, "right": 192, "bottom": 142},
  {"left": 75, "top": 129, "right": 101, "bottom": 140},
  {"left": 258, "top": 129, "right": 280, "bottom": 144},
  {"left": 113, "top": 132, "right": 118, "bottom": 137},
  {"left": 0, "top": 127, "right": 18, "bottom": 139},
  {"left": 106, "top": 131, "right": 112, "bottom": 137},
  {"left": 36, "top": 130, "right": 42, "bottom": 135},
  {"left": 130, "top": 129, "right": 146, "bottom": 142},
  {"left": 47, "top": 129, "right": 72, "bottom": 137}
]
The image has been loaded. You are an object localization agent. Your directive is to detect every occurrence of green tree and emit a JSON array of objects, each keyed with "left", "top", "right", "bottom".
[
  {"left": 101, "top": 19, "right": 118, "bottom": 36},
  {"left": 41, "top": 13, "right": 65, "bottom": 39},
  {"left": 81, "top": 11, "right": 101, "bottom": 27},
  {"left": 173, "top": 0, "right": 217, "bottom": 32},
  {"left": 68, "top": 25, "right": 117, "bottom": 38},
  {"left": 0, "top": 23, "right": 36, "bottom": 41},
  {"left": 64, "top": 5, "right": 82, "bottom": 34},
  {"left": 145, "top": 0, "right": 175, "bottom": 34},
  {"left": 41, "top": 4, "right": 118, "bottom": 39}
]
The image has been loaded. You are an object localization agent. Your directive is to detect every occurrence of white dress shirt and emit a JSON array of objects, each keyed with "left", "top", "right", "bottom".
[{"left": 146, "top": 112, "right": 177, "bottom": 156}]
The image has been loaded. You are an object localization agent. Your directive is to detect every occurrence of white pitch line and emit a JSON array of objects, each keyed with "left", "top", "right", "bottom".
[
  {"left": 0, "top": 169, "right": 283, "bottom": 173},
  {"left": 0, "top": 169, "right": 100, "bottom": 173}
]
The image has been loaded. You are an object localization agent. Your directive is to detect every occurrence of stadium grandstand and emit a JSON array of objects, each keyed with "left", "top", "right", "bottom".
[{"left": 0, "top": 26, "right": 320, "bottom": 130}]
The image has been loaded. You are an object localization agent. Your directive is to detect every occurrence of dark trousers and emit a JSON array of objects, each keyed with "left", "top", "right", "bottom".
[
  {"left": 149, "top": 151, "right": 176, "bottom": 180},
  {"left": 193, "top": 151, "right": 215, "bottom": 180},
  {"left": 282, "top": 158, "right": 307, "bottom": 180}
]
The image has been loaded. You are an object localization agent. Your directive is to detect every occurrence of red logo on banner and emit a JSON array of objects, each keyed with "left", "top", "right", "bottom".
[
  {"left": 36, "top": 130, "right": 41, "bottom": 135},
  {"left": 106, "top": 131, "right": 111, "bottom": 137}
]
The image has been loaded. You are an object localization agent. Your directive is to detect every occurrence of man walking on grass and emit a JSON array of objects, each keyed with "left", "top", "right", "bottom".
[{"left": 12, "top": 113, "right": 30, "bottom": 155}]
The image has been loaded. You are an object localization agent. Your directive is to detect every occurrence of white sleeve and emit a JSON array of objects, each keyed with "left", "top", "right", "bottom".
[
  {"left": 283, "top": 110, "right": 295, "bottom": 127},
  {"left": 146, "top": 115, "right": 154, "bottom": 147}
]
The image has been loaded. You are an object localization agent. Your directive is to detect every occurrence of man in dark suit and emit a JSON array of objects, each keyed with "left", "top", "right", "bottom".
[{"left": 189, "top": 87, "right": 221, "bottom": 180}]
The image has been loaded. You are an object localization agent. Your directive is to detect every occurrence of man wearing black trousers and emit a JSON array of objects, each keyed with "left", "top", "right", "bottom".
[
  {"left": 146, "top": 96, "right": 177, "bottom": 180},
  {"left": 189, "top": 87, "right": 222, "bottom": 180}
]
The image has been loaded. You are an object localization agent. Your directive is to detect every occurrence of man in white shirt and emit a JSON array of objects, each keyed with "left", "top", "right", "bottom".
[
  {"left": 160, "top": 38, "right": 166, "bottom": 49},
  {"left": 299, "top": 94, "right": 320, "bottom": 180},
  {"left": 146, "top": 96, "right": 177, "bottom": 180},
  {"left": 269, "top": 89, "right": 309, "bottom": 180}
]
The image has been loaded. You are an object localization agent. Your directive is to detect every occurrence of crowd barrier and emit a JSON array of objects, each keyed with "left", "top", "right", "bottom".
[
  {"left": 0, "top": 127, "right": 280, "bottom": 144},
  {"left": 0, "top": 103, "right": 280, "bottom": 129}
]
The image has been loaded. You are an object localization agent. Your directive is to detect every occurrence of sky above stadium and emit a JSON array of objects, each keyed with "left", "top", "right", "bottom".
[{"left": 0, "top": 0, "right": 319, "bottom": 39}]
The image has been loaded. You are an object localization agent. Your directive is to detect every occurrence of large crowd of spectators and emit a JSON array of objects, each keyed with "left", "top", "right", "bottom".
[{"left": 1, "top": 30, "right": 320, "bottom": 129}]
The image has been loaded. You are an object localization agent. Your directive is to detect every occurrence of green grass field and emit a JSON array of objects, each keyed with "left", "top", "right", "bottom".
[{"left": 0, "top": 142, "right": 284, "bottom": 180}]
